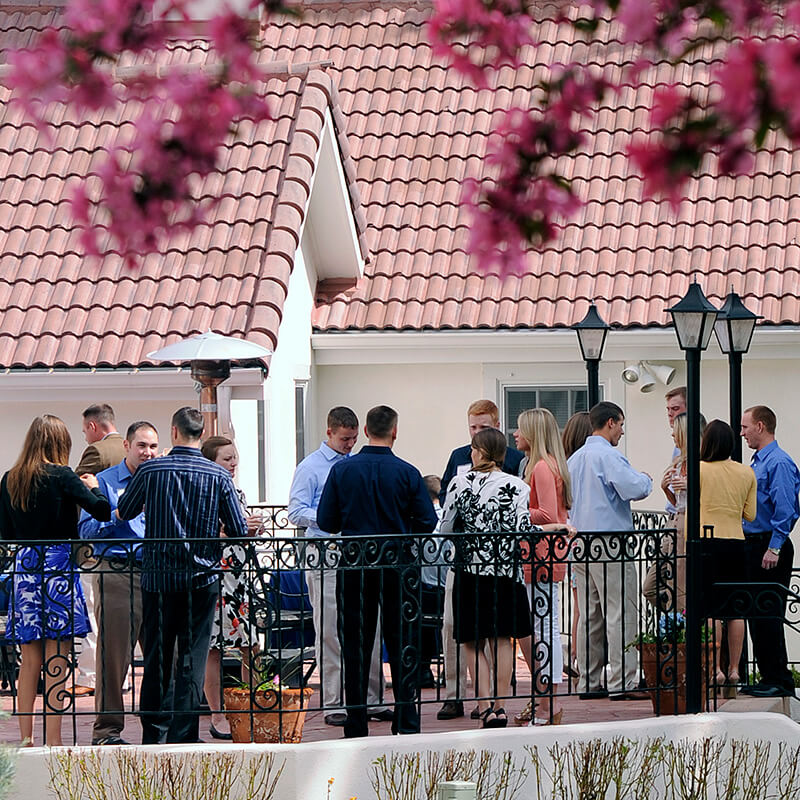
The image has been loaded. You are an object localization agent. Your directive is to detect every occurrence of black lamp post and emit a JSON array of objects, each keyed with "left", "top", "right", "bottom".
[
  {"left": 573, "top": 303, "right": 610, "bottom": 409},
  {"left": 668, "top": 282, "right": 718, "bottom": 714},
  {"left": 713, "top": 291, "right": 760, "bottom": 463}
]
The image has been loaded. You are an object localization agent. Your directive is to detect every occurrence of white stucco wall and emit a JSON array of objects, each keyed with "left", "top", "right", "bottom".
[
  {"left": 312, "top": 362, "right": 483, "bottom": 477},
  {"left": 261, "top": 246, "right": 315, "bottom": 504},
  {"left": 0, "top": 372, "right": 197, "bottom": 477},
  {"left": 11, "top": 713, "right": 800, "bottom": 800}
]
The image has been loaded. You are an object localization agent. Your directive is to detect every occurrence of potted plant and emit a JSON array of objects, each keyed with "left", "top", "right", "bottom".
[
  {"left": 633, "top": 611, "right": 711, "bottom": 715},
  {"left": 223, "top": 651, "right": 314, "bottom": 743}
]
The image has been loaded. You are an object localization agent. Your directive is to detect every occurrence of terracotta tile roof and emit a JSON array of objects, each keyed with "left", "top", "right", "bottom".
[
  {"left": 257, "top": 1, "right": 800, "bottom": 331},
  {"left": 0, "top": 9, "right": 368, "bottom": 368}
]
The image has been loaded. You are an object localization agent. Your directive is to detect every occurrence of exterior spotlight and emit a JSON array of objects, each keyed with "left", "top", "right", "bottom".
[{"left": 622, "top": 363, "right": 640, "bottom": 383}]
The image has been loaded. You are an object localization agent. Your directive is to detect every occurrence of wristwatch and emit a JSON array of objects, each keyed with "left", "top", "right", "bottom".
[{"left": 767, "top": 547, "right": 781, "bottom": 556}]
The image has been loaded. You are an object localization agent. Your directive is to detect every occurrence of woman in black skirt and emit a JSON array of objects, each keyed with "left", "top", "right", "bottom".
[
  {"left": 441, "top": 427, "right": 538, "bottom": 728},
  {"left": 699, "top": 419, "right": 757, "bottom": 693}
]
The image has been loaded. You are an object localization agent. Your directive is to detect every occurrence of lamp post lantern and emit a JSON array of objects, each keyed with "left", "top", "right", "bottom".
[
  {"left": 668, "top": 282, "right": 718, "bottom": 714},
  {"left": 573, "top": 303, "right": 610, "bottom": 409},
  {"left": 713, "top": 290, "right": 760, "bottom": 463}
]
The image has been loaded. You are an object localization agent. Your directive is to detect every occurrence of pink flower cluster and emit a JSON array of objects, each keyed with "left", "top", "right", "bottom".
[
  {"left": 430, "top": 0, "right": 800, "bottom": 269},
  {"left": 9, "top": 0, "right": 272, "bottom": 264},
  {"left": 427, "top": 0, "right": 535, "bottom": 84},
  {"left": 465, "top": 68, "right": 604, "bottom": 277}
]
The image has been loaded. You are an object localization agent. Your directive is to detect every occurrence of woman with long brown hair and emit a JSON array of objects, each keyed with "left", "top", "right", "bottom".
[{"left": 0, "top": 415, "right": 110, "bottom": 746}]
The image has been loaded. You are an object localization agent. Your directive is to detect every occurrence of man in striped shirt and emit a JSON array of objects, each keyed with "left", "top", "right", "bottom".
[{"left": 118, "top": 406, "right": 246, "bottom": 744}]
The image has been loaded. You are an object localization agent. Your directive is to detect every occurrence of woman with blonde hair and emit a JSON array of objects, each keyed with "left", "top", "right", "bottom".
[
  {"left": 0, "top": 415, "right": 111, "bottom": 746},
  {"left": 513, "top": 408, "right": 571, "bottom": 725}
]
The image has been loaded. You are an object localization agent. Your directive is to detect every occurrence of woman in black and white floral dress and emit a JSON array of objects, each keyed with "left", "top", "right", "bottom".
[
  {"left": 201, "top": 436, "right": 263, "bottom": 739},
  {"left": 441, "top": 427, "right": 536, "bottom": 729}
]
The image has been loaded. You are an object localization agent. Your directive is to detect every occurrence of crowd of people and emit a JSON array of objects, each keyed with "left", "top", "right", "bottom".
[{"left": 0, "top": 387, "right": 797, "bottom": 746}]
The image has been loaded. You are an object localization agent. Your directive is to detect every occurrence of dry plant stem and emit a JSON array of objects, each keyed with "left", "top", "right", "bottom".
[
  {"left": 774, "top": 743, "right": 800, "bottom": 800},
  {"left": 47, "top": 749, "right": 285, "bottom": 800},
  {"left": 370, "top": 749, "right": 526, "bottom": 800}
]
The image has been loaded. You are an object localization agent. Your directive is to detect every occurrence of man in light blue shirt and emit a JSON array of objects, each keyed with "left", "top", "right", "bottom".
[
  {"left": 287, "top": 407, "right": 389, "bottom": 726},
  {"left": 78, "top": 420, "right": 159, "bottom": 745},
  {"left": 568, "top": 402, "right": 652, "bottom": 700}
]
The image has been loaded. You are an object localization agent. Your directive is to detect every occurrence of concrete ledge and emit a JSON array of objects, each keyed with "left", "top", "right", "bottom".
[
  {"left": 719, "top": 695, "right": 800, "bottom": 722},
  {"left": 14, "top": 713, "right": 800, "bottom": 800}
]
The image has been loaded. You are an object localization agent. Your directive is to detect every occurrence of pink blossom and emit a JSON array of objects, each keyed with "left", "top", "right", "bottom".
[
  {"left": 650, "top": 85, "right": 688, "bottom": 128},
  {"left": 209, "top": 10, "right": 259, "bottom": 82},
  {"left": 427, "top": 0, "right": 534, "bottom": 83},
  {"left": 627, "top": 137, "right": 687, "bottom": 209},
  {"left": 714, "top": 39, "right": 762, "bottom": 128},
  {"left": 763, "top": 37, "right": 800, "bottom": 138},
  {"left": 616, "top": 0, "right": 658, "bottom": 44}
]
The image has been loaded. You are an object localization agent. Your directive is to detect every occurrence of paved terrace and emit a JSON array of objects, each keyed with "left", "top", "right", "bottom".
[{"left": 0, "top": 651, "right": 722, "bottom": 747}]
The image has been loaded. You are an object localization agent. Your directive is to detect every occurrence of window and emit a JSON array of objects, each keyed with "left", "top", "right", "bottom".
[
  {"left": 294, "top": 382, "right": 307, "bottom": 466},
  {"left": 503, "top": 386, "right": 590, "bottom": 447}
]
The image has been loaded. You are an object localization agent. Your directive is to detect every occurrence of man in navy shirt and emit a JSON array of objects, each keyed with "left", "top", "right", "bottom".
[
  {"left": 317, "top": 405, "right": 438, "bottom": 737},
  {"left": 118, "top": 407, "right": 246, "bottom": 743},
  {"left": 741, "top": 405, "right": 800, "bottom": 698},
  {"left": 439, "top": 399, "right": 524, "bottom": 505}
]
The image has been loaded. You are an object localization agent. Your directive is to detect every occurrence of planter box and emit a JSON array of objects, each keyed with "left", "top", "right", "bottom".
[
  {"left": 223, "top": 686, "right": 314, "bottom": 743},
  {"left": 639, "top": 642, "right": 710, "bottom": 715}
]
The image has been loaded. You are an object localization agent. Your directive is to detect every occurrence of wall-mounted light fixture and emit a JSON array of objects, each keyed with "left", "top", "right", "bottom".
[{"left": 621, "top": 361, "right": 676, "bottom": 392}]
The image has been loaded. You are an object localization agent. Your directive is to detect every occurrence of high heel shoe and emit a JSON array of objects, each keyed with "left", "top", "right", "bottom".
[
  {"left": 480, "top": 706, "right": 507, "bottom": 728},
  {"left": 531, "top": 708, "right": 563, "bottom": 726}
]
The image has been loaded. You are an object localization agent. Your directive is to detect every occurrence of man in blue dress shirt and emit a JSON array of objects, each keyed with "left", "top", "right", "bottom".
[
  {"left": 288, "top": 406, "right": 390, "bottom": 727},
  {"left": 118, "top": 407, "right": 246, "bottom": 744},
  {"left": 741, "top": 405, "right": 800, "bottom": 698},
  {"left": 568, "top": 401, "right": 652, "bottom": 701},
  {"left": 317, "top": 405, "right": 439, "bottom": 737},
  {"left": 79, "top": 420, "right": 159, "bottom": 745}
]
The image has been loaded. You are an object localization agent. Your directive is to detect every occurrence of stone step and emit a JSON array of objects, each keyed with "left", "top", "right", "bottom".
[{"left": 718, "top": 695, "right": 800, "bottom": 722}]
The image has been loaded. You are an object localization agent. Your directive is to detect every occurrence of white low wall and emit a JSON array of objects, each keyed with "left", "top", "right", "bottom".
[{"left": 13, "top": 712, "right": 800, "bottom": 800}]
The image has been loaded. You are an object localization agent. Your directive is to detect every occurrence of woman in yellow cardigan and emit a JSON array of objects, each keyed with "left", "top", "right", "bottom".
[{"left": 699, "top": 420, "right": 757, "bottom": 693}]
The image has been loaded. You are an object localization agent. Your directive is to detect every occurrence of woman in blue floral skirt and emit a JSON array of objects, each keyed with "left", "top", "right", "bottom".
[{"left": 0, "top": 415, "right": 110, "bottom": 746}]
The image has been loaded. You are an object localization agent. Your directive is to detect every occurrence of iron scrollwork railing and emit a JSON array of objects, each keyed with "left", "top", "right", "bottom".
[{"left": 0, "top": 512, "right": 795, "bottom": 744}]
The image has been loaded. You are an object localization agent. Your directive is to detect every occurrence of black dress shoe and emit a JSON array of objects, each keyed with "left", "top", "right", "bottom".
[
  {"left": 418, "top": 669, "right": 437, "bottom": 689},
  {"left": 368, "top": 709, "right": 395, "bottom": 722},
  {"left": 578, "top": 688, "right": 609, "bottom": 700},
  {"left": 436, "top": 700, "right": 464, "bottom": 720},
  {"left": 209, "top": 724, "right": 232, "bottom": 740},
  {"left": 325, "top": 713, "right": 348, "bottom": 726},
  {"left": 609, "top": 690, "right": 650, "bottom": 701},
  {"left": 470, "top": 705, "right": 483, "bottom": 719},
  {"left": 749, "top": 684, "right": 795, "bottom": 698}
]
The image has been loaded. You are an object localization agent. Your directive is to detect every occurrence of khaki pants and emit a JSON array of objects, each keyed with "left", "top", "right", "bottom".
[
  {"left": 642, "top": 513, "right": 686, "bottom": 612},
  {"left": 92, "top": 567, "right": 143, "bottom": 742},
  {"left": 442, "top": 569, "right": 468, "bottom": 700},
  {"left": 574, "top": 558, "right": 638, "bottom": 693},
  {"left": 305, "top": 546, "right": 386, "bottom": 716}
]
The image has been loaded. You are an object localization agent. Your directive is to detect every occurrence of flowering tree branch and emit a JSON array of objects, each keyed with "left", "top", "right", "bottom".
[
  {"left": 8, "top": 0, "right": 275, "bottom": 266},
  {"left": 429, "top": 0, "right": 800, "bottom": 275}
]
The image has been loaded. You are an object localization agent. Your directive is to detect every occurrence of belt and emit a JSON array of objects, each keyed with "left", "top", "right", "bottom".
[{"left": 100, "top": 556, "right": 141, "bottom": 570}]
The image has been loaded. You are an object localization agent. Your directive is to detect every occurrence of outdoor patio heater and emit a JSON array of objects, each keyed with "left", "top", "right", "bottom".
[{"left": 147, "top": 332, "right": 272, "bottom": 437}]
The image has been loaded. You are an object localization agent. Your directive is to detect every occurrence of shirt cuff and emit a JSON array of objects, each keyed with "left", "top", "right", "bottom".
[{"left": 769, "top": 532, "right": 788, "bottom": 550}]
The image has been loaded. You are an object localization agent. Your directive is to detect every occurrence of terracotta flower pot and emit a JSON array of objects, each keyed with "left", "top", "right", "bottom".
[
  {"left": 638, "top": 642, "right": 709, "bottom": 715},
  {"left": 223, "top": 686, "right": 314, "bottom": 743}
]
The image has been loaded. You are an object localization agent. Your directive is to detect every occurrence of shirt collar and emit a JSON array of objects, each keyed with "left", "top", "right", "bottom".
[
  {"left": 752, "top": 439, "right": 778, "bottom": 464},
  {"left": 359, "top": 445, "right": 393, "bottom": 454},
  {"left": 114, "top": 459, "right": 134, "bottom": 482},
  {"left": 170, "top": 445, "right": 203, "bottom": 456},
  {"left": 320, "top": 441, "right": 347, "bottom": 461}
]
